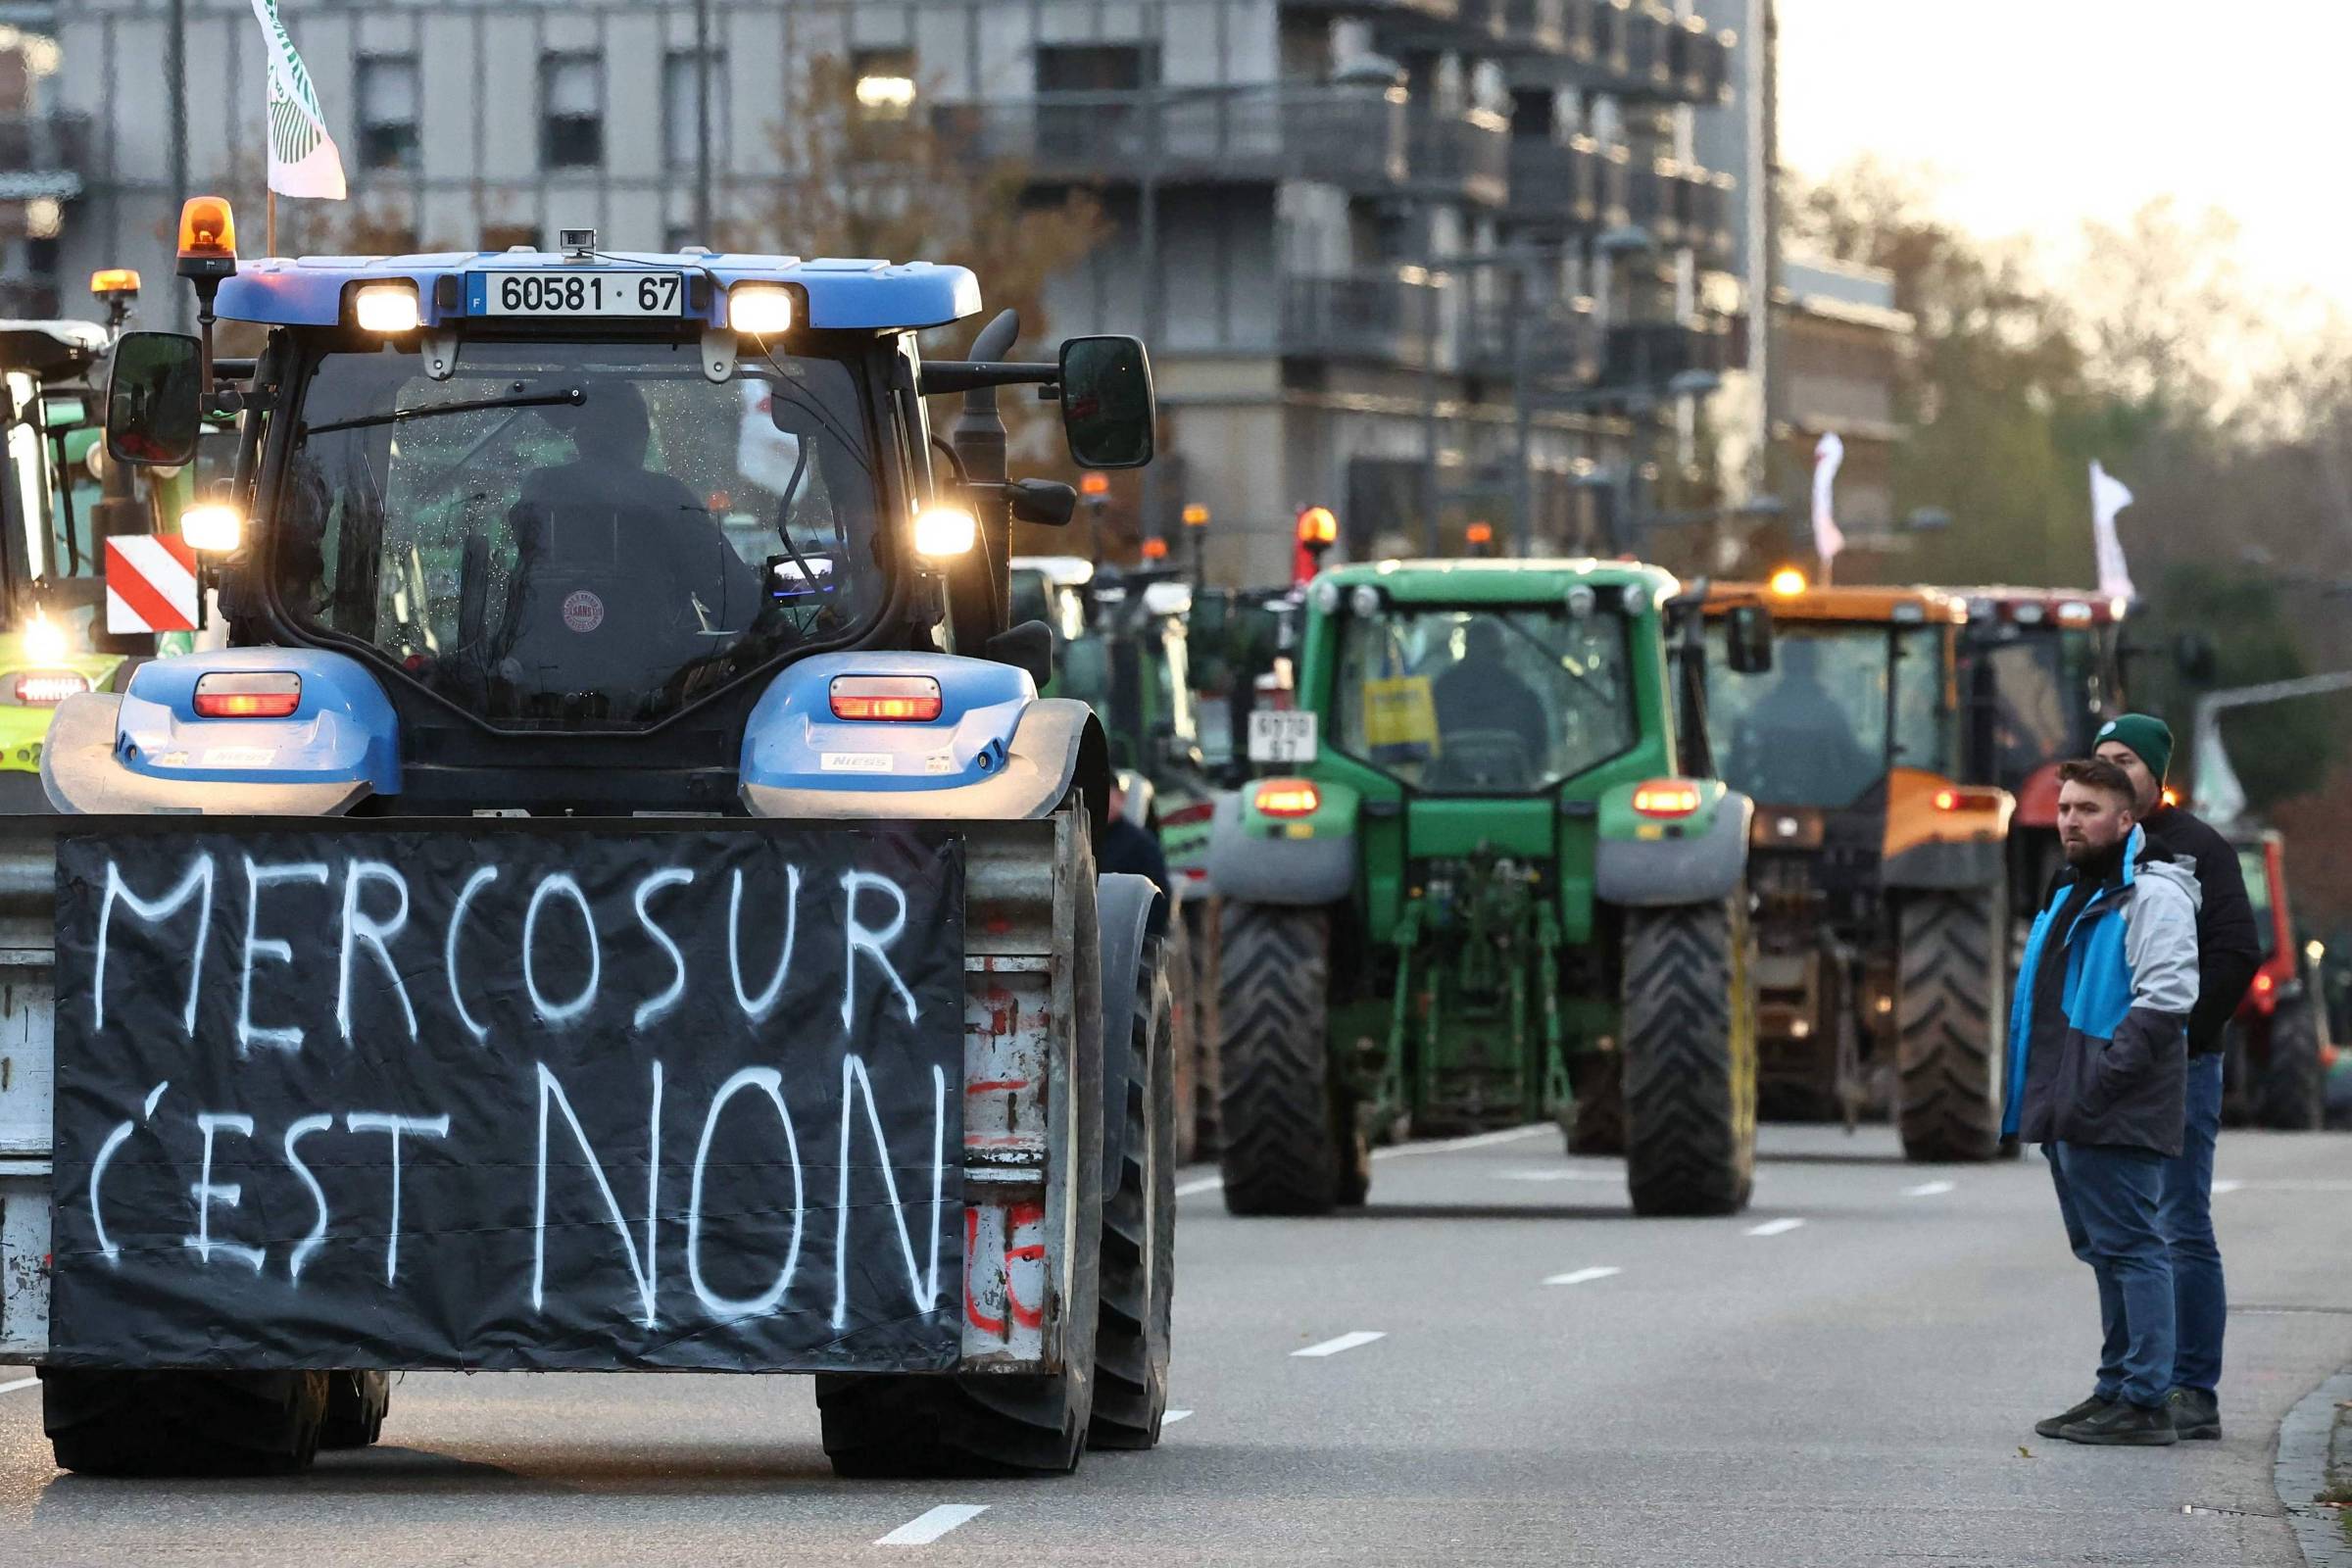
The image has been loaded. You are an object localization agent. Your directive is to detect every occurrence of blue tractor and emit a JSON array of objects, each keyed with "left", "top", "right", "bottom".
[{"left": 0, "top": 201, "right": 1175, "bottom": 1478}]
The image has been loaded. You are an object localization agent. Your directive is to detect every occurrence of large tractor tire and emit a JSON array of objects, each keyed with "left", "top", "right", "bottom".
[
  {"left": 1091, "top": 944, "right": 1177, "bottom": 1449},
  {"left": 1619, "top": 895, "right": 1757, "bottom": 1217},
  {"left": 319, "top": 1370, "right": 392, "bottom": 1449},
  {"left": 1893, "top": 886, "right": 2008, "bottom": 1162},
  {"left": 2257, "top": 999, "right": 2326, "bottom": 1132},
  {"left": 43, "top": 1369, "right": 330, "bottom": 1476},
  {"left": 1217, "top": 902, "right": 1350, "bottom": 1214},
  {"left": 817, "top": 870, "right": 1108, "bottom": 1477}
]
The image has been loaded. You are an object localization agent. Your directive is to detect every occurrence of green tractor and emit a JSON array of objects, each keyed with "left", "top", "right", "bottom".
[{"left": 1204, "top": 559, "right": 1773, "bottom": 1217}]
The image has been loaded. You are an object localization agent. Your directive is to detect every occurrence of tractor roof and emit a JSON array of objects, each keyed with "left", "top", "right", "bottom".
[
  {"left": 1948, "top": 585, "right": 2132, "bottom": 625},
  {"left": 1705, "top": 581, "right": 1967, "bottom": 625},
  {"left": 214, "top": 251, "right": 981, "bottom": 331},
  {"left": 1314, "top": 558, "right": 1681, "bottom": 603},
  {"left": 0, "top": 318, "right": 107, "bottom": 379}
]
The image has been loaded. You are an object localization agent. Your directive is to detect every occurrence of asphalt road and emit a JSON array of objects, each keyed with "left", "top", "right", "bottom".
[{"left": 5, "top": 1121, "right": 2350, "bottom": 1566}]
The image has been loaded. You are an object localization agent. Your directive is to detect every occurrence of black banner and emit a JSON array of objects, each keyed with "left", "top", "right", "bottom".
[{"left": 47, "top": 824, "right": 965, "bottom": 1373}]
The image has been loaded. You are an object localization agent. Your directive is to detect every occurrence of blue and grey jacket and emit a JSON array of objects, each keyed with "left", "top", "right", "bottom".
[{"left": 2003, "top": 825, "right": 2202, "bottom": 1155}]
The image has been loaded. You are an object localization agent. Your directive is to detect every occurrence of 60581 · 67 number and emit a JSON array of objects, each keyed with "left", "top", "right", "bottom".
[{"left": 492, "top": 272, "right": 682, "bottom": 316}]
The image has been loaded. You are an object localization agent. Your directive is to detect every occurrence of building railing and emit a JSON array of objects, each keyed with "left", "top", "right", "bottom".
[
  {"left": 1278, "top": 0, "right": 1463, "bottom": 20},
  {"left": 1602, "top": 318, "right": 1740, "bottom": 384},
  {"left": 1463, "top": 293, "right": 1600, "bottom": 384},
  {"left": 0, "top": 113, "right": 91, "bottom": 198},
  {"left": 1283, "top": 272, "right": 1445, "bottom": 368},
  {"left": 937, "top": 85, "right": 1409, "bottom": 192},
  {"left": 1407, "top": 109, "right": 1510, "bottom": 206},
  {"left": 1505, "top": 135, "right": 1601, "bottom": 225}
]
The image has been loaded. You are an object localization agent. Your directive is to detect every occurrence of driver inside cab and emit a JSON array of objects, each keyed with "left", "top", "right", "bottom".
[{"left": 1432, "top": 617, "right": 1546, "bottom": 760}]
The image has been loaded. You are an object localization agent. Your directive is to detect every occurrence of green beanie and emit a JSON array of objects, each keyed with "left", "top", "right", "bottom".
[{"left": 2095, "top": 712, "right": 2175, "bottom": 784}]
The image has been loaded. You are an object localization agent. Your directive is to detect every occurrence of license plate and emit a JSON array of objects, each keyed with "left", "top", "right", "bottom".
[
  {"left": 1248, "top": 709, "right": 1318, "bottom": 764},
  {"left": 469, "top": 270, "right": 686, "bottom": 318}
]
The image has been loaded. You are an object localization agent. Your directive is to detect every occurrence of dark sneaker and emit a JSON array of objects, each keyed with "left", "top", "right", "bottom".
[
  {"left": 2061, "top": 1400, "right": 2179, "bottom": 1446},
  {"left": 2035, "top": 1395, "right": 2112, "bottom": 1440},
  {"left": 2168, "top": 1387, "right": 2222, "bottom": 1441}
]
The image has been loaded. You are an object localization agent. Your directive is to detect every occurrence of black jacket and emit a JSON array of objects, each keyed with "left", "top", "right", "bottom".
[{"left": 2139, "top": 805, "right": 2264, "bottom": 1055}]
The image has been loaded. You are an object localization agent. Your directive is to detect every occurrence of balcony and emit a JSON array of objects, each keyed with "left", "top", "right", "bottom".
[
  {"left": 1505, "top": 134, "right": 1601, "bottom": 227},
  {"left": 941, "top": 85, "right": 1408, "bottom": 193},
  {"left": 1278, "top": 0, "right": 1461, "bottom": 20},
  {"left": 1407, "top": 109, "right": 1511, "bottom": 207},
  {"left": 1668, "top": 19, "right": 1735, "bottom": 103},
  {"left": 1283, "top": 272, "right": 1444, "bottom": 368},
  {"left": 1575, "top": 0, "right": 1728, "bottom": 103},
  {"left": 1464, "top": 292, "right": 1600, "bottom": 386},
  {"left": 1455, "top": 0, "right": 1574, "bottom": 52},
  {"left": 0, "top": 114, "right": 90, "bottom": 201},
  {"left": 1601, "top": 317, "right": 1740, "bottom": 385},
  {"left": 1673, "top": 167, "right": 1737, "bottom": 269}
]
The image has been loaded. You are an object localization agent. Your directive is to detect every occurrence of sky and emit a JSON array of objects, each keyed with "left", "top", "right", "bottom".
[{"left": 1774, "top": 1, "right": 2352, "bottom": 316}]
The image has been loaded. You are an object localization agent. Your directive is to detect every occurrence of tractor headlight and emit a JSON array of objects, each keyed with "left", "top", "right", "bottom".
[
  {"left": 912, "top": 507, "right": 977, "bottom": 559},
  {"left": 728, "top": 284, "right": 796, "bottom": 337},
  {"left": 352, "top": 283, "right": 421, "bottom": 334},
  {"left": 180, "top": 502, "right": 244, "bottom": 553},
  {"left": 1348, "top": 584, "right": 1383, "bottom": 618},
  {"left": 1620, "top": 582, "right": 1651, "bottom": 617},
  {"left": 1310, "top": 580, "right": 1341, "bottom": 615}
]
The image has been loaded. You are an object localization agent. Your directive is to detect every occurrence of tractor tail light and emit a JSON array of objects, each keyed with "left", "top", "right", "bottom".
[
  {"left": 1254, "top": 779, "right": 1320, "bottom": 817},
  {"left": 1934, "top": 787, "right": 2005, "bottom": 812},
  {"left": 192, "top": 671, "right": 301, "bottom": 718},
  {"left": 829, "top": 674, "right": 943, "bottom": 722},
  {"left": 1633, "top": 779, "right": 1702, "bottom": 817},
  {"left": 13, "top": 671, "right": 88, "bottom": 707},
  {"left": 2254, "top": 972, "right": 2275, "bottom": 997}
]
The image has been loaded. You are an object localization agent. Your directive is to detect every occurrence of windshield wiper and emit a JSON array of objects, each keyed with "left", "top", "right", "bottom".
[{"left": 304, "top": 383, "right": 585, "bottom": 438}]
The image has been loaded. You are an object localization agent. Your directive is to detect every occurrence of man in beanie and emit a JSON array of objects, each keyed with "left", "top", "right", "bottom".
[{"left": 2093, "top": 713, "right": 2263, "bottom": 1441}]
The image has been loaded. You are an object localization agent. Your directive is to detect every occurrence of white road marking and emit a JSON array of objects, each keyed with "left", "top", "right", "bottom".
[
  {"left": 876, "top": 1505, "right": 989, "bottom": 1546},
  {"left": 1294, "top": 1331, "right": 1386, "bottom": 1358},
  {"left": 1903, "top": 1180, "right": 1957, "bottom": 1198},
  {"left": 2211, "top": 1178, "right": 2352, "bottom": 1194},
  {"left": 1174, "top": 1174, "right": 1223, "bottom": 1199},
  {"left": 1162, "top": 1408, "right": 1194, "bottom": 1426},
  {"left": 2211, "top": 1179, "right": 2244, "bottom": 1195},
  {"left": 1498, "top": 1168, "right": 1619, "bottom": 1183},
  {"left": 1544, "top": 1266, "right": 1622, "bottom": 1286},
  {"left": 1746, "top": 1217, "right": 1806, "bottom": 1237},
  {"left": 1372, "top": 1125, "right": 1549, "bottom": 1161},
  {"left": 0, "top": 1376, "right": 35, "bottom": 1396}
]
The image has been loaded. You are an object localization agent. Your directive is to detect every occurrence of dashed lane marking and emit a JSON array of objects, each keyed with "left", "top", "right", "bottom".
[
  {"left": 2211, "top": 1179, "right": 2245, "bottom": 1195},
  {"left": 1497, "top": 1168, "right": 1619, "bottom": 1183},
  {"left": 1903, "top": 1180, "right": 1957, "bottom": 1198},
  {"left": 1162, "top": 1408, "right": 1194, "bottom": 1425},
  {"left": 0, "top": 1377, "right": 35, "bottom": 1396},
  {"left": 1746, "top": 1217, "right": 1806, "bottom": 1237},
  {"left": 1174, "top": 1175, "right": 1223, "bottom": 1199},
  {"left": 1544, "top": 1266, "right": 1622, "bottom": 1286},
  {"left": 1293, "top": 1331, "right": 1386, "bottom": 1358},
  {"left": 876, "top": 1505, "right": 989, "bottom": 1546},
  {"left": 2211, "top": 1178, "right": 2352, "bottom": 1194}
]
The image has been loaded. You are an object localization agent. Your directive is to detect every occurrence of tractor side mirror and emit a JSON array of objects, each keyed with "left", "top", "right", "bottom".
[
  {"left": 1008, "top": 478, "right": 1077, "bottom": 526},
  {"left": 104, "top": 333, "right": 203, "bottom": 469},
  {"left": 1059, "top": 336, "right": 1154, "bottom": 469},
  {"left": 1725, "top": 602, "right": 1775, "bottom": 674},
  {"left": 2174, "top": 630, "right": 2218, "bottom": 685},
  {"left": 105, "top": 330, "right": 204, "bottom": 467},
  {"left": 982, "top": 619, "right": 1055, "bottom": 689}
]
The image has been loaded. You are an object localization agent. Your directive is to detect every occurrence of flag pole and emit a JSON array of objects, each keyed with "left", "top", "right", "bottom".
[{"left": 268, "top": 188, "right": 276, "bottom": 258}]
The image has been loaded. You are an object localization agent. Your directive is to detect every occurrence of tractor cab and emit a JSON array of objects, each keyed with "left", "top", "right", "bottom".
[
  {"left": 2220, "top": 825, "right": 2336, "bottom": 1129},
  {"left": 1699, "top": 577, "right": 2015, "bottom": 1157},
  {"left": 1951, "top": 587, "right": 2132, "bottom": 911}
]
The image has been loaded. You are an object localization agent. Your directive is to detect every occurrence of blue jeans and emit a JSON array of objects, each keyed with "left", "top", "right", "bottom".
[
  {"left": 2160, "top": 1053, "right": 2228, "bottom": 1394},
  {"left": 2046, "top": 1142, "right": 2176, "bottom": 1408}
]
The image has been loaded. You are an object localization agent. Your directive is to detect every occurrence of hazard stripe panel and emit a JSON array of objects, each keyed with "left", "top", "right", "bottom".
[{"left": 104, "top": 534, "right": 199, "bottom": 634}]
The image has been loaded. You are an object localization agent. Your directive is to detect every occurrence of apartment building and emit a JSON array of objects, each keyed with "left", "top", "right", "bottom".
[{"left": 49, "top": 0, "right": 1750, "bottom": 583}]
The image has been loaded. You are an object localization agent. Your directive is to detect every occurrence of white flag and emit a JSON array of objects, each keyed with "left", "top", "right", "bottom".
[
  {"left": 2089, "top": 460, "right": 2135, "bottom": 601},
  {"left": 1810, "top": 432, "right": 1845, "bottom": 564},
  {"left": 251, "top": 0, "right": 346, "bottom": 202}
]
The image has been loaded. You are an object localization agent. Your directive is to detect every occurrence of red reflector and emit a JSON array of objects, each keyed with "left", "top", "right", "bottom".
[
  {"left": 13, "top": 670, "right": 88, "bottom": 706},
  {"left": 1254, "top": 779, "right": 1320, "bottom": 817},
  {"left": 830, "top": 674, "right": 944, "bottom": 722},
  {"left": 192, "top": 671, "right": 301, "bottom": 718},
  {"left": 2254, "top": 972, "right": 2275, "bottom": 995},
  {"left": 1633, "top": 779, "right": 1701, "bottom": 817},
  {"left": 1162, "top": 801, "right": 1215, "bottom": 827}
]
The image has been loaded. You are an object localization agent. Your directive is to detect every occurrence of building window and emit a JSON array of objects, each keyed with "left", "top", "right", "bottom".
[
  {"left": 539, "top": 51, "right": 605, "bottom": 170},
  {"left": 663, "top": 49, "right": 727, "bottom": 169},
  {"left": 1034, "top": 43, "right": 1159, "bottom": 94},
  {"left": 852, "top": 49, "right": 916, "bottom": 122},
  {"left": 357, "top": 54, "right": 419, "bottom": 172}
]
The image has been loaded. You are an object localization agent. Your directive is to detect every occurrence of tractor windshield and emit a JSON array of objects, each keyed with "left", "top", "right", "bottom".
[
  {"left": 274, "top": 339, "right": 885, "bottom": 729},
  {"left": 1975, "top": 628, "right": 2103, "bottom": 790},
  {"left": 1708, "top": 623, "right": 1950, "bottom": 808},
  {"left": 1335, "top": 604, "right": 1635, "bottom": 793}
]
